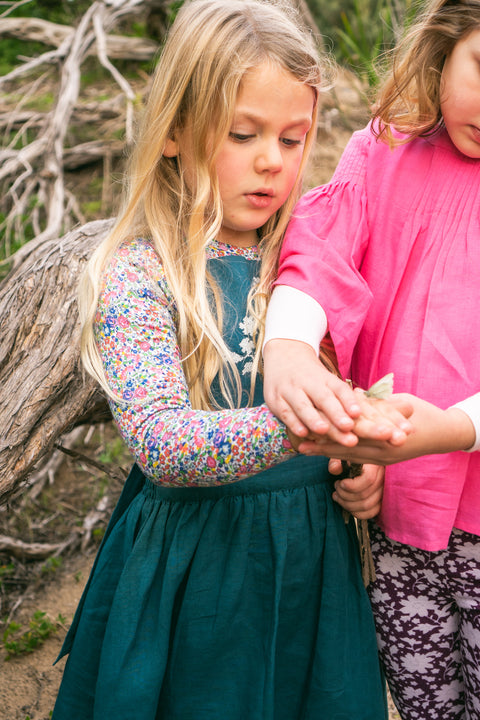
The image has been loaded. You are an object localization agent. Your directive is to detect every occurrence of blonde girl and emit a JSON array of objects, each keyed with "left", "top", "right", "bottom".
[
  {"left": 263, "top": 0, "right": 480, "bottom": 718},
  {"left": 51, "top": 1, "right": 393, "bottom": 718}
]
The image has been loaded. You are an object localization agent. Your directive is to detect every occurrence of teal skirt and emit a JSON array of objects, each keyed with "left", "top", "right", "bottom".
[{"left": 52, "top": 456, "right": 387, "bottom": 720}]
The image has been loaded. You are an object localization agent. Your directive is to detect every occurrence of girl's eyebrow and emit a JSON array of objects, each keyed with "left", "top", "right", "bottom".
[{"left": 232, "top": 110, "right": 313, "bottom": 129}]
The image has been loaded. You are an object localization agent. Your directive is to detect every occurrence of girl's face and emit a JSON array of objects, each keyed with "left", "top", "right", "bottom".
[
  {"left": 213, "top": 62, "right": 315, "bottom": 247},
  {"left": 441, "top": 27, "right": 480, "bottom": 158},
  {"left": 165, "top": 61, "right": 315, "bottom": 247},
  {"left": 216, "top": 62, "right": 315, "bottom": 247}
]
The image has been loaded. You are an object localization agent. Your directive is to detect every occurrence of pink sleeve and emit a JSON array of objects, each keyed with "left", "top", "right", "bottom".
[{"left": 276, "top": 129, "right": 373, "bottom": 378}]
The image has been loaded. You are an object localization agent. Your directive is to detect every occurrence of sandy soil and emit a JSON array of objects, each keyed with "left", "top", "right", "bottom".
[{"left": 0, "top": 553, "right": 92, "bottom": 720}]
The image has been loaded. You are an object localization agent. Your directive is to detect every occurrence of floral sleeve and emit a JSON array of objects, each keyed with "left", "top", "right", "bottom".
[{"left": 95, "top": 239, "right": 294, "bottom": 486}]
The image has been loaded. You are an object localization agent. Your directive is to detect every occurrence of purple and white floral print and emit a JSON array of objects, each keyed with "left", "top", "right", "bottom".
[{"left": 369, "top": 523, "right": 480, "bottom": 720}]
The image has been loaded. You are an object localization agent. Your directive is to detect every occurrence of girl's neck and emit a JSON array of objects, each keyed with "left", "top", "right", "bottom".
[{"left": 216, "top": 228, "right": 259, "bottom": 249}]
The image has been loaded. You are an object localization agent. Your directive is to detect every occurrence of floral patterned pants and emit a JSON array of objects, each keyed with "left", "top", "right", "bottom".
[{"left": 368, "top": 524, "right": 480, "bottom": 720}]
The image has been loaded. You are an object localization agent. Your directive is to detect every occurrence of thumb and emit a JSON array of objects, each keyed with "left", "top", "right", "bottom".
[{"left": 328, "top": 457, "right": 343, "bottom": 475}]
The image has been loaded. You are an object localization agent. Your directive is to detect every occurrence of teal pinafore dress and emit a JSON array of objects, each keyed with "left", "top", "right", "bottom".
[{"left": 52, "top": 245, "right": 387, "bottom": 719}]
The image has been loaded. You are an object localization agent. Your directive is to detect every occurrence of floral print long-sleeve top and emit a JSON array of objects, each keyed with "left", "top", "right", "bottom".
[{"left": 94, "top": 237, "right": 294, "bottom": 486}]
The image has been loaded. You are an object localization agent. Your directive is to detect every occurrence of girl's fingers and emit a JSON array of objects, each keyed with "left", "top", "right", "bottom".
[
  {"left": 281, "top": 378, "right": 360, "bottom": 434},
  {"left": 274, "top": 397, "right": 317, "bottom": 438},
  {"left": 332, "top": 465, "right": 385, "bottom": 519},
  {"left": 349, "top": 392, "right": 413, "bottom": 443},
  {"left": 352, "top": 415, "right": 409, "bottom": 445},
  {"left": 300, "top": 438, "right": 400, "bottom": 465},
  {"left": 263, "top": 341, "right": 363, "bottom": 435}
]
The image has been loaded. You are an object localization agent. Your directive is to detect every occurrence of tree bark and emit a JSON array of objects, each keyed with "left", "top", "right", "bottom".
[{"left": 0, "top": 220, "right": 113, "bottom": 505}]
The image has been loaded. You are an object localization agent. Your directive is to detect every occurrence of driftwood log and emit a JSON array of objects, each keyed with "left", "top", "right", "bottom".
[{"left": 0, "top": 219, "right": 114, "bottom": 505}]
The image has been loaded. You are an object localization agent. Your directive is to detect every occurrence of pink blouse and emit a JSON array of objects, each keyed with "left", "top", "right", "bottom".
[{"left": 276, "top": 123, "right": 480, "bottom": 551}]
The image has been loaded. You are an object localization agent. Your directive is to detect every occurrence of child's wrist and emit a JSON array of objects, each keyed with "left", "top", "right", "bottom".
[
  {"left": 449, "top": 393, "right": 480, "bottom": 451},
  {"left": 444, "top": 407, "right": 477, "bottom": 452}
]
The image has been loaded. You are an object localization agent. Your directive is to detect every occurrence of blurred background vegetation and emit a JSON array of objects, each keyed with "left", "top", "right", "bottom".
[
  {"left": 0, "top": 0, "right": 417, "bottom": 268},
  {"left": 1, "top": 0, "right": 417, "bottom": 89},
  {"left": 309, "top": 0, "right": 415, "bottom": 85}
]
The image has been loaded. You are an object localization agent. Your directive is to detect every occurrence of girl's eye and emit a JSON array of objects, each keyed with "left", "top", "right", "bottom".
[
  {"left": 229, "top": 132, "right": 254, "bottom": 142},
  {"left": 281, "top": 137, "right": 302, "bottom": 147}
]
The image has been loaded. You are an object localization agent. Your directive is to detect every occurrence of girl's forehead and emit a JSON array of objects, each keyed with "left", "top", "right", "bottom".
[
  {"left": 238, "top": 61, "right": 298, "bottom": 92},
  {"left": 234, "top": 62, "right": 315, "bottom": 118}
]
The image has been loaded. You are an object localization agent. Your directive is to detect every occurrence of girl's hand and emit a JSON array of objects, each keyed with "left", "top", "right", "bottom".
[
  {"left": 263, "top": 339, "right": 361, "bottom": 443},
  {"left": 346, "top": 388, "right": 413, "bottom": 445},
  {"left": 299, "top": 394, "right": 476, "bottom": 465},
  {"left": 263, "top": 339, "right": 412, "bottom": 446},
  {"left": 330, "top": 462, "right": 385, "bottom": 520}
]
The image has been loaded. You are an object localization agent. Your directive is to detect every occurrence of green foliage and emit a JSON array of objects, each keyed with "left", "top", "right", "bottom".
[
  {"left": 0, "top": 39, "right": 46, "bottom": 76},
  {"left": 0, "top": 195, "right": 41, "bottom": 279},
  {"left": 2, "top": 611, "right": 65, "bottom": 659},
  {"left": 337, "top": 0, "right": 394, "bottom": 86},
  {"left": 23, "top": 91, "right": 56, "bottom": 113},
  {"left": 307, "top": 0, "right": 413, "bottom": 86},
  {"left": 93, "top": 527, "right": 106, "bottom": 541},
  {"left": 167, "top": 1, "right": 185, "bottom": 25},
  {"left": 41, "top": 556, "right": 63, "bottom": 576},
  {"left": 0, "top": 1, "right": 156, "bottom": 76},
  {"left": 0, "top": 562, "right": 15, "bottom": 590},
  {"left": 6, "top": 0, "right": 93, "bottom": 24},
  {"left": 0, "top": 0, "right": 92, "bottom": 74},
  {"left": 81, "top": 200, "right": 103, "bottom": 216},
  {"left": 99, "top": 436, "right": 130, "bottom": 466}
]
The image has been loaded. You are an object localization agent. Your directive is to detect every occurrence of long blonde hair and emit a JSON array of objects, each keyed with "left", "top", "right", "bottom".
[
  {"left": 79, "top": 0, "right": 324, "bottom": 409},
  {"left": 373, "top": 0, "right": 480, "bottom": 145}
]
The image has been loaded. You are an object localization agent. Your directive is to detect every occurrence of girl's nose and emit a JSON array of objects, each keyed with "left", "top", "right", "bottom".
[{"left": 254, "top": 140, "right": 283, "bottom": 173}]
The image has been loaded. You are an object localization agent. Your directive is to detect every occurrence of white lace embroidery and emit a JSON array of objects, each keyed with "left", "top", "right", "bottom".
[{"left": 231, "top": 276, "right": 258, "bottom": 374}]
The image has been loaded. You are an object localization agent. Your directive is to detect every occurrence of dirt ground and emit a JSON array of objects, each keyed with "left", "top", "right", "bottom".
[{"left": 0, "top": 69, "right": 401, "bottom": 720}]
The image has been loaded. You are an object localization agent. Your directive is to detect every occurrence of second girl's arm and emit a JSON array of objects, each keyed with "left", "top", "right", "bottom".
[
  {"left": 263, "top": 128, "right": 412, "bottom": 444},
  {"left": 304, "top": 394, "right": 477, "bottom": 465},
  {"left": 96, "top": 239, "right": 295, "bottom": 486}
]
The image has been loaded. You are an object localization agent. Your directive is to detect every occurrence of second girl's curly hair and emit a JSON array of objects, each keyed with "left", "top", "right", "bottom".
[{"left": 373, "top": 0, "right": 480, "bottom": 145}]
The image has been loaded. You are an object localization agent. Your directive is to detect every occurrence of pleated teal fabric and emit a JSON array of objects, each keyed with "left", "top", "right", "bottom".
[
  {"left": 53, "top": 462, "right": 387, "bottom": 719},
  {"left": 52, "top": 245, "right": 387, "bottom": 719}
]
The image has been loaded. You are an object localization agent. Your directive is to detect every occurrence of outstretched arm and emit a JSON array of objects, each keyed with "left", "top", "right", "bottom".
[
  {"left": 299, "top": 394, "right": 476, "bottom": 465},
  {"left": 96, "top": 240, "right": 296, "bottom": 486}
]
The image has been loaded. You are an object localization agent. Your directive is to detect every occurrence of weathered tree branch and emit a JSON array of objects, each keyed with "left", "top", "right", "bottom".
[
  {"left": 0, "top": 16, "right": 159, "bottom": 60},
  {"left": 0, "top": 219, "right": 114, "bottom": 505},
  {"left": 0, "top": 0, "right": 157, "bottom": 272},
  {"left": 0, "top": 494, "right": 114, "bottom": 559}
]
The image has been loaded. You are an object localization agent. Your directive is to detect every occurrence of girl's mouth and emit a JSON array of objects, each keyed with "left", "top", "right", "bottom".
[
  {"left": 471, "top": 125, "right": 480, "bottom": 144},
  {"left": 246, "top": 192, "right": 274, "bottom": 208}
]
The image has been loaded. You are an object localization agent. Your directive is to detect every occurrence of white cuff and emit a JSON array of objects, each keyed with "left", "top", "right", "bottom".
[
  {"left": 451, "top": 393, "right": 480, "bottom": 452},
  {"left": 263, "top": 286, "right": 327, "bottom": 354}
]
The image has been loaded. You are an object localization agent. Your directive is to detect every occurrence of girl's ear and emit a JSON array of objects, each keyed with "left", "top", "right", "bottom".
[{"left": 163, "top": 136, "right": 179, "bottom": 157}]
